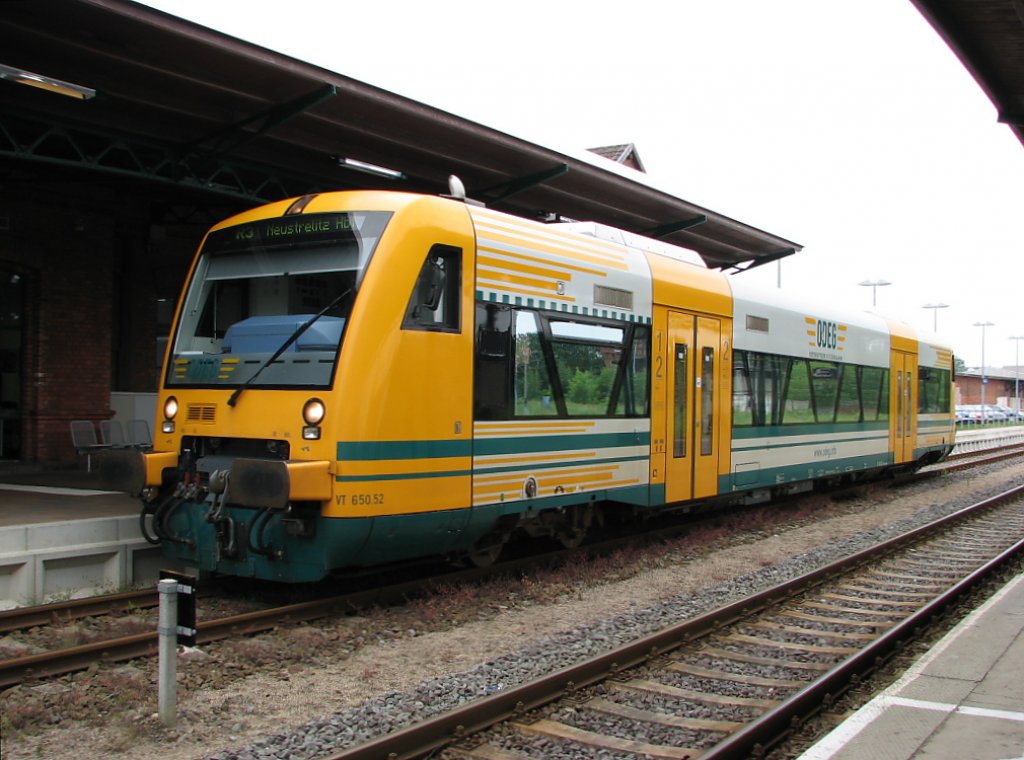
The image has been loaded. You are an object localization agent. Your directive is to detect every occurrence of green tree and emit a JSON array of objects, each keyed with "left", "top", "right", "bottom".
[{"left": 568, "top": 369, "right": 598, "bottom": 405}]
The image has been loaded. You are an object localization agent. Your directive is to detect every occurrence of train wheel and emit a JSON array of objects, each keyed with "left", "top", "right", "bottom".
[
  {"left": 556, "top": 504, "right": 594, "bottom": 549},
  {"left": 467, "top": 542, "right": 503, "bottom": 568},
  {"left": 557, "top": 527, "right": 585, "bottom": 549}
]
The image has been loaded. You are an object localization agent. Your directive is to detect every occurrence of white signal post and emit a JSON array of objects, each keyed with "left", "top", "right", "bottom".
[
  {"left": 158, "top": 578, "right": 178, "bottom": 727},
  {"left": 974, "top": 321, "right": 994, "bottom": 420},
  {"left": 1010, "top": 335, "right": 1024, "bottom": 414}
]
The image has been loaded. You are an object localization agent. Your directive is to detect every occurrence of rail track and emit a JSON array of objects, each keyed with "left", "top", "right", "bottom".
[
  {"left": 0, "top": 445, "right": 1020, "bottom": 695},
  {"left": 318, "top": 483, "right": 1024, "bottom": 760}
]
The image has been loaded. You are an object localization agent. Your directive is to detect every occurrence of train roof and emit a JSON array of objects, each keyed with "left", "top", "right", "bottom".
[{"left": 0, "top": 0, "right": 801, "bottom": 272}]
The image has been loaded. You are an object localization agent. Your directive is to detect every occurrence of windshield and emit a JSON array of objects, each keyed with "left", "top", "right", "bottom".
[{"left": 167, "top": 211, "right": 391, "bottom": 388}]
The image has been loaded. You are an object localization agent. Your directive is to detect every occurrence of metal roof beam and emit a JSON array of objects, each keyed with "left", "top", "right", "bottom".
[
  {"left": 725, "top": 247, "right": 797, "bottom": 273},
  {"left": 0, "top": 110, "right": 321, "bottom": 202},
  {"left": 180, "top": 83, "right": 337, "bottom": 161},
  {"left": 479, "top": 163, "right": 570, "bottom": 203},
  {"left": 642, "top": 215, "right": 708, "bottom": 239}
]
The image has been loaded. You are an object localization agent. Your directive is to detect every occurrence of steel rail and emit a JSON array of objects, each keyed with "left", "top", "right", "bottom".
[
  {"left": 0, "top": 547, "right": 587, "bottom": 689},
  {"left": 0, "top": 588, "right": 159, "bottom": 634},
  {"left": 932, "top": 445, "right": 1024, "bottom": 472},
  {"left": 320, "top": 483, "right": 1024, "bottom": 760},
  {"left": 702, "top": 532, "right": 1024, "bottom": 759},
  {"left": 0, "top": 568, "right": 472, "bottom": 689}
]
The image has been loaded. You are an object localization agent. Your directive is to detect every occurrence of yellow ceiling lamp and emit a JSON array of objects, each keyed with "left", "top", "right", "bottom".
[{"left": 0, "top": 63, "right": 96, "bottom": 100}]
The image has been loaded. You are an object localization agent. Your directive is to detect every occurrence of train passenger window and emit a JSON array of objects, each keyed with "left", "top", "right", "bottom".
[
  {"left": 758, "top": 354, "right": 787, "bottom": 426},
  {"left": 548, "top": 318, "right": 626, "bottom": 417},
  {"left": 732, "top": 351, "right": 789, "bottom": 427},
  {"left": 785, "top": 360, "right": 812, "bottom": 424},
  {"left": 836, "top": 365, "right": 863, "bottom": 422},
  {"left": 403, "top": 245, "right": 461, "bottom": 332},
  {"left": 732, "top": 350, "right": 892, "bottom": 430},
  {"left": 700, "top": 347, "right": 714, "bottom": 456},
  {"left": 918, "top": 368, "right": 951, "bottom": 413},
  {"left": 673, "top": 344, "right": 688, "bottom": 458},
  {"left": 732, "top": 351, "right": 753, "bottom": 426},
  {"left": 473, "top": 303, "right": 513, "bottom": 420},
  {"left": 514, "top": 311, "right": 555, "bottom": 416},
  {"left": 809, "top": 361, "right": 840, "bottom": 423},
  {"left": 613, "top": 325, "right": 650, "bottom": 416},
  {"left": 862, "top": 366, "right": 889, "bottom": 420},
  {"left": 474, "top": 307, "right": 648, "bottom": 420}
]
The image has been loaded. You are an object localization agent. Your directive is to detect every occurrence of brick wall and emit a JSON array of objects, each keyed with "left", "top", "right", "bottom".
[
  {"left": 956, "top": 375, "right": 1017, "bottom": 406},
  {"left": 0, "top": 195, "right": 116, "bottom": 463},
  {"left": 0, "top": 187, "right": 230, "bottom": 466}
]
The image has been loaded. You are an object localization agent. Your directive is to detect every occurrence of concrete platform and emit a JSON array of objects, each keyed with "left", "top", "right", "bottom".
[
  {"left": 0, "top": 483, "right": 137, "bottom": 526},
  {"left": 952, "top": 424, "right": 1024, "bottom": 453},
  {"left": 0, "top": 474, "right": 172, "bottom": 608},
  {"left": 797, "top": 571, "right": 1024, "bottom": 760}
]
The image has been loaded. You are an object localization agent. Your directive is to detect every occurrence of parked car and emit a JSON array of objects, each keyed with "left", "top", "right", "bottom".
[
  {"left": 955, "top": 404, "right": 1007, "bottom": 424},
  {"left": 994, "top": 404, "right": 1024, "bottom": 422},
  {"left": 981, "top": 405, "right": 1009, "bottom": 422},
  {"left": 956, "top": 405, "right": 983, "bottom": 424}
]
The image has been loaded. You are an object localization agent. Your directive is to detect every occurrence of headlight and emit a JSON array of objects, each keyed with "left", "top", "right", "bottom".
[
  {"left": 164, "top": 396, "right": 178, "bottom": 419},
  {"left": 303, "top": 398, "right": 325, "bottom": 426}
]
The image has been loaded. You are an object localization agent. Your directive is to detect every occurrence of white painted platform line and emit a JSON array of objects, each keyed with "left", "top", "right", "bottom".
[
  {"left": 0, "top": 484, "right": 119, "bottom": 496},
  {"left": 796, "top": 573, "right": 1024, "bottom": 760},
  {"left": 881, "top": 697, "right": 1024, "bottom": 724}
]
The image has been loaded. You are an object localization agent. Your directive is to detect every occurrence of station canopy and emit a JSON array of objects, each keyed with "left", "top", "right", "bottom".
[
  {"left": 911, "top": 0, "right": 1024, "bottom": 149},
  {"left": 0, "top": 0, "right": 802, "bottom": 271}
]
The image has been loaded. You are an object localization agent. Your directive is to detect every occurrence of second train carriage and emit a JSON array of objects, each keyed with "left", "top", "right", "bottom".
[{"left": 102, "top": 190, "right": 956, "bottom": 582}]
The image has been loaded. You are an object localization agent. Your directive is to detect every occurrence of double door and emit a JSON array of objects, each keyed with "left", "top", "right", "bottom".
[
  {"left": 891, "top": 350, "right": 917, "bottom": 464},
  {"left": 662, "top": 311, "right": 723, "bottom": 503}
]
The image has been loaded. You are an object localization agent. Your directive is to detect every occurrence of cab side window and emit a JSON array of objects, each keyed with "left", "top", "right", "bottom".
[{"left": 402, "top": 245, "right": 461, "bottom": 332}]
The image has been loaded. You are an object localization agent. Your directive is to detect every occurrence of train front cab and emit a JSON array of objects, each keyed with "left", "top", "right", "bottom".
[{"left": 103, "top": 192, "right": 486, "bottom": 582}]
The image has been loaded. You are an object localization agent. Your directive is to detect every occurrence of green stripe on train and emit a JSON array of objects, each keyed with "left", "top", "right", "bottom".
[
  {"left": 338, "top": 432, "right": 650, "bottom": 461},
  {"left": 721, "top": 451, "right": 895, "bottom": 491},
  {"left": 335, "top": 452, "right": 648, "bottom": 482},
  {"left": 731, "top": 421, "right": 889, "bottom": 439}
]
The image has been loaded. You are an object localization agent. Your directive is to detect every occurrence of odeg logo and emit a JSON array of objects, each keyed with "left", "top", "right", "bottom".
[{"left": 816, "top": 320, "right": 839, "bottom": 350}]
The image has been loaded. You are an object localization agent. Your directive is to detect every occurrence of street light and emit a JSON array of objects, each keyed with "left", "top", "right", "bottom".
[
  {"left": 922, "top": 302, "right": 950, "bottom": 332},
  {"left": 1010, "top": 335, "right": 1024, "bottom": 415},
  {"left": 974, "top": 321, "right": 994, "bottom": 419},
  {"left": 859, "top": 279, "right": 891, "bottom": 307}
]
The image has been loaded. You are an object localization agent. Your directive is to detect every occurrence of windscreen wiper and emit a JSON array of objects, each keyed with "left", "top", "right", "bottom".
[{"left": 226, "top": 288, "right": 351, "bottom": 408}]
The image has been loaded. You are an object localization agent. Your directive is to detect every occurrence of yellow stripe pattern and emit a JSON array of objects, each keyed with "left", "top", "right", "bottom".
[{"left": 471, "top": 420, "right": 649, "bottom": 507}]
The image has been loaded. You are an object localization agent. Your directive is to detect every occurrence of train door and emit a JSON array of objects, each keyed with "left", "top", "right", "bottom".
[
  {"left": 890, "top": 350, "right": 918, "bottom": 464},
  {"left": 665, "top": 311, "right": 722, "bottom": 503}
]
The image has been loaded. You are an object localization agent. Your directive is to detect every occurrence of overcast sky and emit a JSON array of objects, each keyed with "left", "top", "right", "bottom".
[{"left": 142, "top": 0, "right": 1024, "bottom": 370}]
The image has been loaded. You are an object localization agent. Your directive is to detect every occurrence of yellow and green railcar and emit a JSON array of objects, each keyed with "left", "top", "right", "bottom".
[{"left": 102, "top": 190, "right": 955, "bottom": 582}]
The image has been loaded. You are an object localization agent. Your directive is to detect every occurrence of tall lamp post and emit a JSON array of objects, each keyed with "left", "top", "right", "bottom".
[
  {"left": 922, "top": 302, "right": 949, "bottom": 332},
  {"left": 1010, "top": 335, "right": 1024, "bottom": 415},
  {"left": 859, "top": 279, "right": 891, "bottom": 307},
  {"left": 974, "top": 321, "right": 994, "bottom": 420}
]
